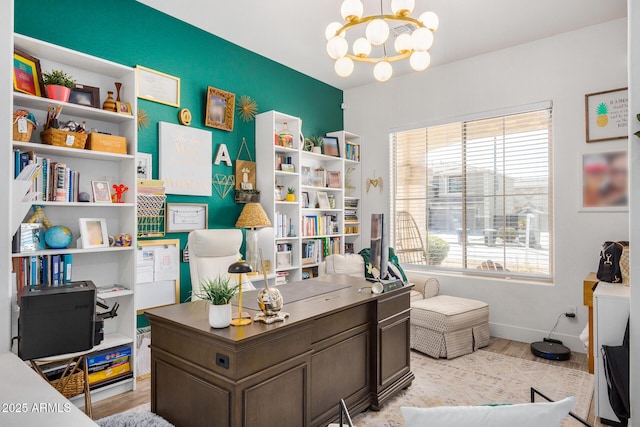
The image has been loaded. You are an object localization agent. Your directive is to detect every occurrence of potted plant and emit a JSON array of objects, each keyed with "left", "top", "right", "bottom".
[
  {"left": 235, "top": 189, "right": 261, "bottom": 204},
  {"left": 191, "top": 275, "right": 239, "bottom": 328},
  {"left": 42, "top": 69, "right": 75, "bottom": 102},
  {"left": 286, "top": 187, "right": 296, "bottom": 202},
  {"left": 304, "top": 136, "right": 324, "bottom": 154}
]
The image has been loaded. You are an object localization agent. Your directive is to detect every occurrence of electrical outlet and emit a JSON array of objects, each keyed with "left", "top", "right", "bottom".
[{"left": 566, "top": 305, "right": 577, "bottom": 318}]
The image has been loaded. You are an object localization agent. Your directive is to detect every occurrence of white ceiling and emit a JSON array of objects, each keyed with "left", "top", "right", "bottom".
[{"left": 137, "top": 0, "right": 627, "bottom": 90}]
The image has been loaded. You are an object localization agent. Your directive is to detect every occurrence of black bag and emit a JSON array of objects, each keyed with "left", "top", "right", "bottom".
[
  {"left": 601, "top": 318, "right": 630, "bottom": 426},
  {"left": 597, "top": 241, "right": 627, "bottom": 283}
]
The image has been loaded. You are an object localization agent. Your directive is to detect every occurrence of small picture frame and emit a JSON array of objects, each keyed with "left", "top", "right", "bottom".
[
  {"left": 276, "top": 251, "right": 292, "bottom": 268},
  {"left": 136, "top": 65, "right": 180, "bottom": 107},
  {"left": 19, "top": 223, "right": 46, "bottom": 253},
  {"left": 13, "top": 48, "right": 45, "bottom": 97},
  {"left": 79, "top": 218, "right": 109, "bottom": 249},
  {"left": 281, "top": 163, "right": 295, "bottom": 173},
  {"left": 301, "top": 191, "right": 310, "bottom": 208},
  {"left": 317, "top": 191, "right": 330, "bottom": 209},
  {"left": 300, "top": 166, "right": 312, "bottom": 186},
  {"left": 322, "top": 136, "right": 340, "bottom": 157},
  {"left": 136, "top": 153, "right": 152, "bottom": 180},
  {"left": 585, "top": 88, "right": 628, "bottom": 143},
  {"left": 327, "top": 171, "right": 342, "bottom": 188},
  {"left": 581, "top": 150, "right": 628, "bottom": 211},
  {"left": 68, "top": 84, "right": 100, "bottom": 108},
  {"left": 205, "top": 86, "right": 235, "bottom": 131},
  {"left": 312, "top": 168, "right": 326, "bottom": 188},
  {"left": 166, "top": 203, "right": 208, "bottom": 233},
  {"left": 91, "top": 180, "right": 112, "bottom": 203},
  {"left": 116, "top": 101, "right": 132, "bottom": 115}
]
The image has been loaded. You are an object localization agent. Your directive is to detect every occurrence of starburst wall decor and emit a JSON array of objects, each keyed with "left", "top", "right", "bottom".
[{"left": 237, "top": 95, "right": 258, "bottom": 122}]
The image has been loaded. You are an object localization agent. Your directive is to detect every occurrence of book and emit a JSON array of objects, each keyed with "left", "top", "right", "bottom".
[{"left": 63, "top": 254, "right": 73, "bottom": 283}]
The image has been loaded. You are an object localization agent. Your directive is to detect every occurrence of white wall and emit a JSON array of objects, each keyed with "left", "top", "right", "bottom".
[{"left": 345, "top": 18, "right": 628, "bottom": 351}]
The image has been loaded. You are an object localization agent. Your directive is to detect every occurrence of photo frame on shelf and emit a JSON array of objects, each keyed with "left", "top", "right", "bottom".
[
  {"left": 276, "top": 251, "right": 292, "bottom": 268},
  {"left": 166, "top": 203, "right": 208, "bottom": 233},
  {"left": 585, "top": 88, "right": 628, "bottom": 142},
  {"left": 580, "top": 150, "right": 628, "bottom": 211},
  {"left": 301, "top": 166, "right": 312, "bottom": 186},
  {"left": 13, "top": 48, "right": 44, "bottom": 97},
  {"left": 316, "top": 191, "right": 330, "bottom": 209},
  {"left": 91, "top": 180, "right": 112, "bottom": 203},
  {"left": 116, "top": 101, "right": 132, "bottom": 115},
  {"left": 322, "top": 136, "right": 340, "bottom": 157},
  {"left": 79, "top": 218, "right": 109, "bottom": 249},
  {"left": 327, "top": 171, "right": 342, "bottom": 188},
  {"left": 301, "top": 191, "right": 310, "bottom": 208},
  {"left": 136, "top": 65, "right": 180, "bottom": 107},
  {"left": 205, "top": 86, "right": 235, "bottom": 131},
  {"left": 312, "top": 168, "right": 326, "bottom": 188},
  {"left": 136, "top": 153, "right": 152, "bottom": 179},
  {"left": 281, "top": 164, "right": 295, "bottom": 173},
  {"left": 19, "top": 223, "right": 46, "bottom": 253},
  {"left": 68, "top": 84, "right": 100, "bottom": 108}
]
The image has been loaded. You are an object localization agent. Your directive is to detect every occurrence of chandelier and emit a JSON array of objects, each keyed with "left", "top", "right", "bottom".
[{"left": 326, "top": 0, "right": 439, "bottom": 82}]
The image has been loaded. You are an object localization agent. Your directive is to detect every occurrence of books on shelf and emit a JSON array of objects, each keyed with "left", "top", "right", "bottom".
[
  {"left": 276, "top": 211, "right": 295, "bottom": 238},
  {"left": 137, "top": 179, "right": 166, "bottom": 195},
  {"left": 302, "top": 214, "right": 339, "bottom": 237},
  {"left": 302, "top": 237, "right": 341, "bottom": 264},
  {"left": 86, "top": 345, "right": 132, "bottom": 385},
  {"left": 11, "top": 253, "right": 73, "bottom": 292},
  {"left": 345, "top": 243, "right": 355, "bottom": 254},
  {"left": 345, "top": 142, "right": 360, "bottom": 162}
]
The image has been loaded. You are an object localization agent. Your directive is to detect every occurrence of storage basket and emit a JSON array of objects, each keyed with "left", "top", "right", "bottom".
[
  {"left": 41, "top": 128, "right": 88, "bottom": 149},
  {"left": 137, "top": 194, "right": 166, "bottom": 217},
  {"left": 50, "top": 371, "right": 85, "bottom": 398},
  {"left": 12, "top": 118, "right": 36, "bottom": 142}
]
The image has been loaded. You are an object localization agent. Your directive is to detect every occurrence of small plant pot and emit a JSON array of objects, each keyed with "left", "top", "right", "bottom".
[
  {"left": 312, "top": 147, "right": 322, "bottom": 154},
  {"left": 286, "top": 194, "right": 296, "bottom": 202},
  {"left": 45, "top": 85, "right": 71, "bottom": 102},
  {"left": 209, "top": 303, "right": 232, "bottom": 328}
]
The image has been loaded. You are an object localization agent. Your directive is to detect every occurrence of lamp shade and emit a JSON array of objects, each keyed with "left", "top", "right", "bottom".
[
  {"left": 235, "top": 203, "right": 272, "bottom": 228},
  {"left": 228, "top": 259, "right": 252, "bottom": 274}
]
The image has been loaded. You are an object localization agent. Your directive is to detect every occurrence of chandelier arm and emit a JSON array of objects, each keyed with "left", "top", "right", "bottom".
[
  {"left": 346, "top": 52, "right": 412, "bottom": 64},
  {"left": 336, "top": 14, "right": 426, "bottom": 36}
]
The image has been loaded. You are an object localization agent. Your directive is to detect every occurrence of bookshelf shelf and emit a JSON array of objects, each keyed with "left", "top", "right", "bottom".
[
  {"left": 37, "top": 201, "right": 135, "bottom": 208},
  {"left": 97, "top": 288, "right": 134, "bottom": 299},
  {"left": 12, "top": 141, "right": 134, "bottom": 161},
  {"left": 12, "top": 246, "right": 134, "bottom": 258}
]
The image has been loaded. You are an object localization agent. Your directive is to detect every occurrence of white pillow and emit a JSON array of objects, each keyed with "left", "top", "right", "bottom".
[{"left": 401, "top": 396, "right": 576, "bottom": 427}]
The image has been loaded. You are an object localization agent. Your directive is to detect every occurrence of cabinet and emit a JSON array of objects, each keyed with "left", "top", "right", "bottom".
[
  {"left": 10, "top": 34, "right": 137, "bottom": 402},
  {"left": 593, "top": 283, "right": 629, "bottom": 424},
  {"left": 255, "top": 111, "right": 362, "bottom": 284}
]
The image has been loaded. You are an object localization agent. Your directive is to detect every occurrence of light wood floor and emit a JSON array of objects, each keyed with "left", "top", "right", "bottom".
[{"left": 90, "top": 337, "right": 602, "bottom": 425}]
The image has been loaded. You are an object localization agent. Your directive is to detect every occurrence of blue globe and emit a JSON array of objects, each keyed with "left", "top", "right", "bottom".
[{"left": 45, "top": 225, "right": 73, "bottom": 249}]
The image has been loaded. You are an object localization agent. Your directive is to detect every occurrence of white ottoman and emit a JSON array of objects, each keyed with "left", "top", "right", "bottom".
[{"left": 411, "top": 295, "right": 490, "bottom": 359}]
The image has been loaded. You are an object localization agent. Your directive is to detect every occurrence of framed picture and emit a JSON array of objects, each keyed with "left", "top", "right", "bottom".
[
  {"left": 116, "top": 101, "right": 132, "bottom": 115},
  {"left": 317, "top": 191, "right": 330, "bottom": 209},
  {"left": 136, "top": 65, "right": 180, "bottom": 107},
  {"left": 585, "top": 88, "right": 628, "bottom": 142},
  {"left": 301, "top": 191, "right": 310, "bottom": 208},
  {"left": 581, "top": 150, "right": 628, "bottom": 211},
  {"left": 79, "top": 218, "right": 109, "bottom": 249},
  {"left": 322, "top": 136, "right": 340, "bottom": 157},
  {"left": 312, "top": 168, "right": 326, "bottom": 188},
  {"left": 281, "top": 164, "right": 295, "bottom": 173},
  {"left": 135, "top": 239, "right": 180, "bottom": 314},
  {"left": 327, "top": 171, "right": 342, "bottom": 188},
  {"left": 301, "top": 166, "right": 312, "bottom": 186},
  {"left": 13, "top": 48, "right": 44, "bottom": 97},
  {"left": 137, "top": 153, "right": 152, "bottom": 179},
  {"left": 91, "top": 180, "right": 112, "bottom": 203},
  {"left": 276, "top": 250, "right": 292, "bottom": 268},
  {"left": 166, "top": 203, "right": 208, "bottom": 233},
  {"left": 19, "top": 223, "right": 46, "bottom": 253},
  {"left": 68, "top": 84, "right": 100, "bottom": 108},
  {"left": 235, "top": 159, "right": 256, "bottom": 191},
  {"left": 205, "top": 86, "right": 235, "bottom": 131}
]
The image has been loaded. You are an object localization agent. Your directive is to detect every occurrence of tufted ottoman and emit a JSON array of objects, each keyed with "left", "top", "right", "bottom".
[{"left": 411, "top": 295, "right": 490, "bottom": 359}]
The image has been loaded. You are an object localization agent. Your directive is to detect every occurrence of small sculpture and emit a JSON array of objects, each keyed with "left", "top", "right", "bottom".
[
  {"left": 112, "top": 184, "right": 129, "bottom": 203},
  {"left": 254, "top": 249, "right": 289, "bottom": 324}
]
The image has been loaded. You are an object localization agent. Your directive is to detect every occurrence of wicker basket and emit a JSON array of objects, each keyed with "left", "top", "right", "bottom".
[
  {"left": 41, "top": 128, "right": 88, "bottom": 149},
  {"left": 12, "top": 118, "right": 36, "bottom": 142},
  {"left": 137, "top": 194, "right": 167, "bottom": 217},
  {"left": 50, "top": 371, "right": 85, "bottom": 398}
]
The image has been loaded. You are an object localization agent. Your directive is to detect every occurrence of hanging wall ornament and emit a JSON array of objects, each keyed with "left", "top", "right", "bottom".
[
  {"left": 138, "top": 108, "right": 150, "bottom": 130},
  {"left": 237, "top": 95, "right": 258, "bottom": 122},
  {"left": 212, "top": 174, "right": 235, "bottom": 199},
  {"left": 366, "top": 172, "right": 383, "bottom": 193}
]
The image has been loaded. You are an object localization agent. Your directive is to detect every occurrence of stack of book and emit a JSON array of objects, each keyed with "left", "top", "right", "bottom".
[
  {"left": 302, "top": 214, "right": 339, "bottom": 237},
  {"left": 14, "top": 149, "right": 80, "bottom": 202},
  {"left": 12, "top": 254, "right": 73, "bottom": 291},
  {"left": 87, "top": 345, "right": 132, "bottom": 386},
  {"left": 302, "top": 237, "right": 341, "bottom": 264},
  {"left": 344, "top": 199, "right": 359, "bottom": 223},
  {"left": 345, "top": 142, "right": 360, "bottom": 162},
  {"left": 275, "top": 271, "right": 289, "bottom": 285},
  {"left": 275, "top": 212, "right": 291, "bottom": 238},
  {"left": 137, "top": 179, "right": 165, "bottom": 195}
]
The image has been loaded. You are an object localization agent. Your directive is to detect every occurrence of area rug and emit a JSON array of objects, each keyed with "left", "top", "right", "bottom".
[{"left": 352, "top": 350, "right": 593, "bottom": 427}]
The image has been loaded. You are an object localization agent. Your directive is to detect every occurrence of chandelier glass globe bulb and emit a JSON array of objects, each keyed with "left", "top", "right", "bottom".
[
  {"left": 373, "top": 61, "right": 393, "bottom": 82},
  {"left": 410, "top": 51, "right": 431, "bottom": 71},
  {"left": 411, "top": 27, "right": 434, "bottom": 52},
  {"left": 394, "top": 33, "right": 412, "bottom": 54},
  {"left": 366, "top": 19, "right": 390, "bottom": 46},
  {"left": 419, "top": 11, "right": 440, "bottom": 31},
  {"left": 391, "top": 0, "right": 415, "bottom": 17},
  {"left": 325, "top": 22, "right": 344, "bottom": 40},
  {"left": 353, "top": 37, "right": 372, "bottom": 57},
  {"left": 327, "top": 35, "right": 348, "bottom": 59},
  {"left": 335, "top": 57, "right": 355, "bottom": 77},
  {"left": 341, "top": 0, "right": 364, "bottom": 23}
]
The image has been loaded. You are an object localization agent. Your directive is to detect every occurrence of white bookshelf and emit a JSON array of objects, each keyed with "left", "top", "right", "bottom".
[
  {"left": 256, "top": 111, "right": 362, "bottom": 283},
  {"left": 9, "top": 34, "right": 137, "bottom": 402}
]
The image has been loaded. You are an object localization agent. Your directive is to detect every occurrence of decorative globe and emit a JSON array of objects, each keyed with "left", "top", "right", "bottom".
[
  {"left": 44, "top": 225, "right": 73, "bottom": 249},
  {"left": 257, "top": 286, "right": 283, "bottom": 316},
  {"left": 114, "top": 233, "right": 132, "bottom": 247}
]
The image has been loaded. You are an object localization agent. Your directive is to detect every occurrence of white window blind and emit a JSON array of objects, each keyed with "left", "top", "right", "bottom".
[{"left": 391, "top": 106, "right": 553, "bottom": 280}]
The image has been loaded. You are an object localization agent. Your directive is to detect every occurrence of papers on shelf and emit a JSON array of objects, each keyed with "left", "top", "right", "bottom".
[{"left": 136, "top": 245, "right": 179, "bottom": 284}]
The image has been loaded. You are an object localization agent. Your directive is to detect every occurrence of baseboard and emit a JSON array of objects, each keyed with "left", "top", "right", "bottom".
[{"left": 489, "top": 322, "right": 587, "bottom": 354}]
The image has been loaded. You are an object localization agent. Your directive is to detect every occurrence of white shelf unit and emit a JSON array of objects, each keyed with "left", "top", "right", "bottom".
[
  {"left": 10, "top": 34, "right": 137, "bottom": 402},
  {"left": 256, "top": 111, "right": 362, "bottom": 283}
]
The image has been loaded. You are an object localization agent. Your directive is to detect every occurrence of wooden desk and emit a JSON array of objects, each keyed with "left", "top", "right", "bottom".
[
  {"left": 146, "top": 275, "right": 414, "bottom": 427},
  {"left": 583, "top": 272, "right": 597, "bottom": 374}
]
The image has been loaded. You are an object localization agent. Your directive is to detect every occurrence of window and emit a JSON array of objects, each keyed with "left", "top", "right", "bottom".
[{"left": 390, "top": 105, "right": 553, "bottom": 280}]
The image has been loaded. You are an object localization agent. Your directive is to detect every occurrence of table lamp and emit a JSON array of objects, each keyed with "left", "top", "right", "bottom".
[
  {"left": 228, "top": 260, "right": 252, "bottom": 326},
  {"left": 235, "top": 203, "right": 272, "bottom": 274}
]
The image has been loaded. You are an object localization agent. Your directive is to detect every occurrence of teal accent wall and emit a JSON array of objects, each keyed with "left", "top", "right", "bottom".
[{"left": 15, "top": 0, "right": 343, "bottom": 323}]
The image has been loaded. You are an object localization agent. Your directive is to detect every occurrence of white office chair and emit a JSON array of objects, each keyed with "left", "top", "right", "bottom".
[{"left": 187, "top": 229, "right": 255, "bottom": 299}]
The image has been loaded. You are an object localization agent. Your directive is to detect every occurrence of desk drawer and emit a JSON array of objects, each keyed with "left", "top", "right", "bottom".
[{"left": 312, "top": 304, "right": 369, "bottom": 344}]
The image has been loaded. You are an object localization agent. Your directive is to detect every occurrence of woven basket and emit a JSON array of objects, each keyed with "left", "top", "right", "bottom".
[
  {"left": 12, "top": 118, "right": 36, "bottom": 142},
  {"left": 50, "top": 371, "right": 85, "bottom": 398},
  {"left": 41, "top": 129, "right": 88, "bottom": 149},
  {"left": 137, "top": 194, "right": 167, "bottom": 217}
]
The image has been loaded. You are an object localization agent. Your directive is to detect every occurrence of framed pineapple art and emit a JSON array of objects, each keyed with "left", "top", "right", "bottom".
[{"left": 585, "top": 88, "right": 628, "bottom": 142}]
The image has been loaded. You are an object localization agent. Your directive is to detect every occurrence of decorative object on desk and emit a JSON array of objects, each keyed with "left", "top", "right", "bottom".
[
  {"left": 12, "top": 109, "right": 37, "bottom": 142},
  {"left": 166, "top": 203, "right": 208, "bottom": 233},
  {"left": 138, "top": 108, "right": 150, "bottom": 130},
  {"left": 114, "top": 233, "right": 132, "bottom": 247},
  {"left": 25, "top": 206, "right": 52, "bottom": 229},
  {"left": 42, "top": 69, "right": 75, "bottom": 102},
  {"left": 235, "top": 202, "right": 272, "bottom": 273},
  {"left": 178, "top": 108, "right": 192, "bottom": 126},
  {"left": 114, "top": 82, "right": 123, "bottom": 102},
  {"left": 205, "top": 86, "right": 235, "bottom": 131},
  {"left": 366, "top": 175, "right": 383, "bottom": 193},
  {"left": 322, "top": 136, "right": 340, "bottom": 157},
  {"left": 235, "top": 189, "right": 260, "bottom": 204},
  {"left": 137, "top": 153, "right": 152, "bottom": 180},
  {"left": 13, "top": 48, "right": 44, "bottom": 97},
  {"left": 212, "top": 174, "right": 235, "bottom": 199},
  {"left": 228, "top": 260, "right": 252, "bottom": 326},
  {"left": 317, "top": 191, "right": 330, "bottom": 209},
  {"left": 235, "top": 138, "right": 256, "bottom": 190},
  {"left": 112, "top": 184, "right": 129, "bottom": 203},
  {"left": 91, "top": 180, "right": 112, "bottom": 203},
  {"left": 255, "top": 249, "right": 290, "bottom": 324},
  {"left": 116, "top": 101, "right": 132, "bottom": 115},
  {"left": 68, "top": 84, "right": 100, "bottom": 108},
  {"left": 102, "top": 91, "right": 117, "bottom": 112},
  {"left": 286, "top": 187, "right": 296, "bottom": 202},
  {"left": 44, "top": 225, "right": 73, "bottom": 249},
  {"left": 585, "top": 88, "right": 628, "bottom": 142},
  {"left": 581, "top": 151, "right": 628, "bottom": 210},
  {"left": 191, "top": 275, "right": 239, "bottom": 329},
  {"left": 237, "top": 95, "right": 258, "bottom": 122},
  {"left": 79, "top": 218, "right": 109, "bottom": 249},
  {"left": 78, "top": 192, "right": 91, "bottom": 203},
  {"left": 136, "top": 65, "right": 180, "bottom": 107}
]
